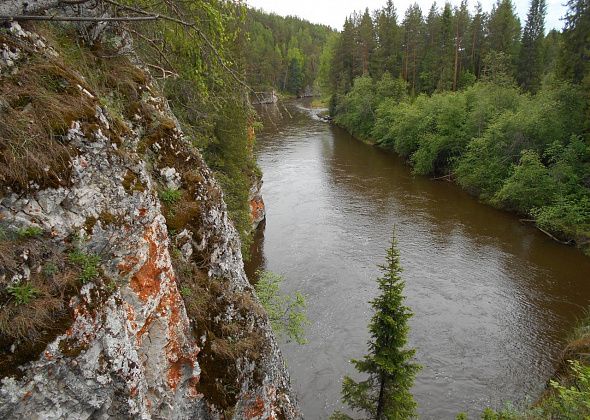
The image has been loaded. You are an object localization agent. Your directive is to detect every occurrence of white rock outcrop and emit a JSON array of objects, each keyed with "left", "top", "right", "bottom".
[{"left": 0, "top": 22, "right": 298, "bottom": 419}]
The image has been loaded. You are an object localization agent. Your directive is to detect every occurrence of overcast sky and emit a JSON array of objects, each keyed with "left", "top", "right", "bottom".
[{"left": 246, "top": 0, "right": 567, "bottom": 32}]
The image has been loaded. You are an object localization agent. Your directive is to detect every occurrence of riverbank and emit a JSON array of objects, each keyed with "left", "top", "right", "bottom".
[
  {"left": 329, "top": 81, "right": 590, "bottom": 257},
  {"left": 249, "top": 100, "right": 590, "bottom": 418}
]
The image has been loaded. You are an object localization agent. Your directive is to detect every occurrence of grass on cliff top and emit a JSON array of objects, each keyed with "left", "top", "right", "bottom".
[
  {"left": 0, "top": 22, "right": 151, "bottom": 194},
  {"left": 0, "top": 50, "right": 94, "bottom": 192}
]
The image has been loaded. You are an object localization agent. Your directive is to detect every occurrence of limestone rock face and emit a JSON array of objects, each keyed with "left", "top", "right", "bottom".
[
  {"left": 249, "top": 178, "right": 266, "bottom": 230},
  {"left": 0, "top": 22, "right": 298, "bottom": 419}
]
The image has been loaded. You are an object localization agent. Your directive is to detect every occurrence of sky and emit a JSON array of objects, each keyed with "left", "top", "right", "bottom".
[{"left": 246, "top": 0, "right": 567, "bottom": 32}]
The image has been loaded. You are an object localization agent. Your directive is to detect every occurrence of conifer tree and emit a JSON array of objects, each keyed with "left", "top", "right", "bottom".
[
  {"left": 437, "top": 3, "right": 455, "bottom": 91},
  {"left": 373, "top": 0, "right": 400, "bottom": 78},
  {"left": 401, "top": 5, "right": 424, "bottom": 93},
  {"left": 359, "top": 8, "right": 376, "bottom": 75},
  {"left": 517, "top": 0, "right": 547, "bottom": 92},
  {"left": 333, "top": 231, "right": 420, "bottom": 420},
  {"left": 453, "top": 0, "right": 470, "bottom": 90},
  {"left": 467, "top": 2, "right": 486, "bottom": 77},
  {"left": 487, "top": 0, "right": 521, "bottom": 59},
  {"left": 559, "top": 0, "right": 590, "bottom": 85}
]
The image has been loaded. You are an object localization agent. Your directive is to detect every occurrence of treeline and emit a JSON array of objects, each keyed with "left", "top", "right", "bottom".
[
  {"left": 322, "top": 0, "right": 558, "bottom": 95},
  {"left": 325, "top": 0, "right": 590, "bottom": 254},
  {"left": 244, "top": 8, "right": 334, "bottom": 95}
]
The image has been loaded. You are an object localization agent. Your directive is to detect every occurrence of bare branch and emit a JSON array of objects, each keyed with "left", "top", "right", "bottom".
[
  {"left": 103, "top": 0, "right": 193, "bottom": 27},
  {"left": 124, "top": 25, "right": 176, "bottom": 76},
  {"left": 145, "top": 63, "right": 179, "bottom": 79},
  {"left": 0, "top": 14, "right": 160, "bottom": 22}
]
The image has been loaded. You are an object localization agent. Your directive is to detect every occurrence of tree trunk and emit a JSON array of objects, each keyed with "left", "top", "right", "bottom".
[
  {"left": 453, "top": 22, "right": 460, "bottom": 91},
  {"left": 412, "top": 48, "right": 416, "bottom": 94},
  {"left": 376, "top": 371, "right": 387, "bottom": 420},
  {"left": 471, "top": 29, "right": 477, "bottom": 76}
]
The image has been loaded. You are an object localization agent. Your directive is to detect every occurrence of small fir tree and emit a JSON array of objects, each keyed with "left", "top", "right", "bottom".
[{"left": 334, "top": 230, "right": 420, "bottom": 420}]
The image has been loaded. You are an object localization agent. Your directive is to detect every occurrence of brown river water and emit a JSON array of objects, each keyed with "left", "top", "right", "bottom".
[{"left": 245, "top": 101, "right": 590, "bottom": 419}]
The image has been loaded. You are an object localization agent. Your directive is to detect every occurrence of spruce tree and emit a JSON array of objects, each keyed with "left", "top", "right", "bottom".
[
  {"left": 373, "top": 0, "right": 400, "bottom": 78},
  {"left": 333, "top": 231, "right": 420, "bottom": 420},
  {"left": 401, "top": 5, "right": 424, "bottom": 93},
  {"left": 559, "top": 0, "right": 590, "bottom": 85},
  {"left": 467, "top": 2, "right": 486, "bottom": 78},
  {"left": 517, "top": 0, "right": 547, "bottom": 92},
  {"left": 358, "top": 8, "right": 376, "bottom": 75},
  {"left": 487, "top": 0, "right": 521, "bottom": 60}
]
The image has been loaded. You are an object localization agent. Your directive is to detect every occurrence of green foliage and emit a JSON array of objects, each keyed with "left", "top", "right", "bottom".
[
  {"left": 487, "top": 0, "right": 521, "bottom": 59},
  {"left": 336, "top": 231, "right": 420, "bottom": 420},
  {"left": 333, "top": 67, "right": 590, "bottom": 248},
  {"left": 43, "top": 262, "right": 58, "bottom": 277},
  {"left": 493, "top": 150, "right": 557, "bottom": 213},
  {"left": 546, "top": 361, "right": 590, "bottom": 418},
  {"left": 517, "top": 0, "right": 547, "bottom": 92},
  {"left": 68, "top": 250, "right": 100, "bottom": 283},
  {"left": 533, "top": 195, "right": 590, "bottom": 242},
  {"left": 286, "top": 56, "right": 304, "bottom": 95},
  {"left": 159, "top": 188, "right": 182, "bottom": 205},
  {"left": 479, "top": 360, "right": 590, "bottom": 419},
  {"left": 334, "top": 76, "right": 377, "bottom": 140},
  {"left": 17, "top": 226, "right": 44, "bottom": 239},
  {"left": 244, "top": 8, "right": 334, "bottom": 93},
  {"left": 559, "top": 0, "right": 590, "bottom": 86},
  {"left": 7, "top": 283, "right": 41, "bottom": 305},
  {"left": 254, "top": 271, "right": 309, "bottom": 345}
]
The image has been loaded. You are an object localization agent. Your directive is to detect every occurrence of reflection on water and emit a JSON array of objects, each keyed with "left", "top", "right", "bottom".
[{"left": 246, "top": 101, "right": 590, "bottom": 419}]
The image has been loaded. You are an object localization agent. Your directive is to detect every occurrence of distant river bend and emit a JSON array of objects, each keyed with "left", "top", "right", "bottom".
[{"left": 246, "top": 101, "right": 590, "bottom": 419}]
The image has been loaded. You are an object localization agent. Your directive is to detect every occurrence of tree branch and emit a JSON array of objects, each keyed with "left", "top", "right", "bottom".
[{"left": 0, "top": 14, "right": 160, "bottom": 22}]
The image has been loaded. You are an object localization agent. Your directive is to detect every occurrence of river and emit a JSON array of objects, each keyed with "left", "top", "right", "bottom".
[{"left": 245, "top": 101, "right": 590, "bottom": 419}]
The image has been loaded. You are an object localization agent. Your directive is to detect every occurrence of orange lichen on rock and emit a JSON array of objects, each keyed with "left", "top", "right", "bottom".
[
  {"left": 159, "top": 288, "right": 200, "bottom": 392},
  {"left": 129, "top": 230, "right": 164, "bottom": 302},
  {"left": 136, "top": 314, "right": 154, "bottom": 341},
  {"left": 118, "top": 255, "right": 140, "bottom": 277},
  {"left": 250, "top": 196, "right": 265, "bottom": 225},
  {"left": 244, "top": 396, "right": 267, "bottom": 419}
]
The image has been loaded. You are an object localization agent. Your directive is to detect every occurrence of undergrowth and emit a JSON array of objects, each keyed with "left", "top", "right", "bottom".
[{"left": 0, "top": 225, "right": 82, "bottom": 379}]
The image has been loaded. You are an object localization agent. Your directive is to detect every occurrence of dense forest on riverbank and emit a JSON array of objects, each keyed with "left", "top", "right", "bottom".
[
  {"left": 244, "top": 8, "right": 335, "bottom": 95},
  {"left": 323, "top": 0, "right": 590, "bottom": 254}
]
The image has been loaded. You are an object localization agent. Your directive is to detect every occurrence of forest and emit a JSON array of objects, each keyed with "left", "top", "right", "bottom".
[
  {"left": 322, "top": 0, "right": 590, "bottom": 254},
  {"left": 243, "top": 8, "right": 334, "bottom": 95}
]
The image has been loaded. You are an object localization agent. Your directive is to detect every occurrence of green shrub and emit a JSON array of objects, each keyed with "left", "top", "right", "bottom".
[
  {"left": 546, "top": 361, "right": 590, "bottom": 418},
  {"left": 8, "top": 283, "right": 41, "bottom": 305},
  {"left": 159, "top": 188, "right": 183, "bottom": 205},
  {"left": 43, "top": 262, "right": 58, "bottom": 277},
  {"left": 479, "top": 360, "right": 590, "bottom": 419},
  {"left": 334, "top": 75, "right": 377, "bottom": 140},
  {"left": 533, "top": 195, "right": 590, "bottom": 239},
  {"left": 494, "top": 150, "right": 558, "bottom": 213},
  {"left": 254, "top": 270, "right": 309, "bottom": 344},
  {"left": 17, "top": 226, "right": 44, "bottom": 238},
  {"left": 68, "top": 250, "right": 100, "bottom": 283}
]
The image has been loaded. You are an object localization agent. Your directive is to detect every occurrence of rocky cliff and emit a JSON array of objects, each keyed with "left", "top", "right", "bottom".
[{"left": 0, "top": 19, "right": 297, "bottom": 419}]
